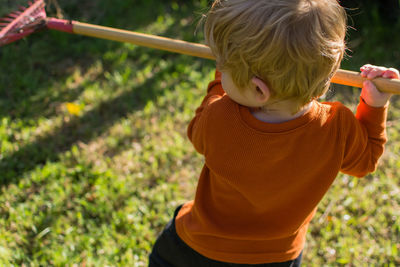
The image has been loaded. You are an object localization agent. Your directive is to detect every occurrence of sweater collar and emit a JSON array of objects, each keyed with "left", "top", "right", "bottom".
[{"left": 237, "top": 100, "right": 320, "bottom": 133}]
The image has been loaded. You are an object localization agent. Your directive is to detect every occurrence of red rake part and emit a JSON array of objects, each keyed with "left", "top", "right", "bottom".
[{"left": 0, "top": 0, "right": 47, "bottom": 46}]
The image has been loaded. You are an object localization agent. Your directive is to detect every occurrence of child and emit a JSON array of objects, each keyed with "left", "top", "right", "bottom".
[{"left": 149, "top": 0, "right": 399, "bottom": 266}]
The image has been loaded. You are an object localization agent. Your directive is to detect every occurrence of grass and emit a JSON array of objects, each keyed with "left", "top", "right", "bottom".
[{"left": 0, "top": 0, "right": 399, "bottom": 266}]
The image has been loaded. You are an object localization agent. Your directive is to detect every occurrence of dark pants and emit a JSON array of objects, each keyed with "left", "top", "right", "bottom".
[{"left": 149, "top": 206, "right": 303, "bottom": 267}]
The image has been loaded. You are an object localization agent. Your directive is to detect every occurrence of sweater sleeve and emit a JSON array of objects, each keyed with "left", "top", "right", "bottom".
[
  {"left": 187, "top": 70, "right": 225, "bottom": 154},
  {"left": 340, "top": 98, "right": 388, "bottom": 177}
]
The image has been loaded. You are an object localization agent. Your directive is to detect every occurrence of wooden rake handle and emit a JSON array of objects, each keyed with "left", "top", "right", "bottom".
[{"left": 68, "top": 20, "right": 400, "bottom": 94}]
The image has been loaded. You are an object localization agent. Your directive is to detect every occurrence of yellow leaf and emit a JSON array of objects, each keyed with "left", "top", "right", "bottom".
[{"left": 66, "top": 102, "right": 82, "bottom": 116}]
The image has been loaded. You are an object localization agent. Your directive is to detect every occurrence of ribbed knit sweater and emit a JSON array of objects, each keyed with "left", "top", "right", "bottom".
[{"left": 175, "top": 71, "right": 388, "bottom": 264}]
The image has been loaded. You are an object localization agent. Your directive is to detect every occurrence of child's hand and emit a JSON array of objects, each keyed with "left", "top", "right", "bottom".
[{"left": 360, "top": 64, "right": 399, "bottom": 107}]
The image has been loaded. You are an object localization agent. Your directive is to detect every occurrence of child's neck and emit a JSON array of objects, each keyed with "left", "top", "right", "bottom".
[{"left": 250, "top": 100, "right": 313, "bottom": 123}]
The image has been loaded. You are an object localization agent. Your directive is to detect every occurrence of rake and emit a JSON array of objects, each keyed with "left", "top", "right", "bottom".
[{"left": 1, "top": 0, "right": 400, "bottom": 93}]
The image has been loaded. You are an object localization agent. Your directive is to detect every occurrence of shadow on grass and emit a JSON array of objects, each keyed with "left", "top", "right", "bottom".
[
  {"left": 0, "top": 0, "right": 209, "bottom": 185},
  {"left": 0, "top": 0, "right": 205, "bottom": 120},
  {"left": 0, "top": 53, "right": 209, "bottom": 185}
]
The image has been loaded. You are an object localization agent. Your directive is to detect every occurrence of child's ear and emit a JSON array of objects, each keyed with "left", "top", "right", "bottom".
[{"left": 251, "top": 77, "right": 270, "bottom": 104}]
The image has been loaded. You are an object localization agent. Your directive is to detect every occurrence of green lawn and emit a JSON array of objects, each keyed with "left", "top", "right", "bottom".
[{"left": 0, "top": 0, "right": 399, "bottom": 266}]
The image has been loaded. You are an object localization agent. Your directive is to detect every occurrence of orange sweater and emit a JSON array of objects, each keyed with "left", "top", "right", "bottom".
[{"left": 175, "top": 71, "right": 388, "bottom": 264}]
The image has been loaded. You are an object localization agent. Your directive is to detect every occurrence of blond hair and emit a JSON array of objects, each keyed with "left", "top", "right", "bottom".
[{"left": 204, "top": 0, "right": 347, "bottom": 112}]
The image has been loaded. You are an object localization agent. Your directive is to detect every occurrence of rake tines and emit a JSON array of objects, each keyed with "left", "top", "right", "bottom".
[
  {"left": 0, "top": 0, "right": 46, "bottom": 45},
  {"left": 7, "top": 12, "right": 23, "bottom": 18}
]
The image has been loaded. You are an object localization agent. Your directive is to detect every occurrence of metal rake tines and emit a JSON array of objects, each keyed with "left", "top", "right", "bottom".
[{"left": 0, "top": 0, "right": 46, "bottom": 45}]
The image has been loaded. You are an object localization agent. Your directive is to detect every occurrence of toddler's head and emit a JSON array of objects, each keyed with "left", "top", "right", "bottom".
[{"left": 204, "top": 0, "right": 347, "bottom": 112}]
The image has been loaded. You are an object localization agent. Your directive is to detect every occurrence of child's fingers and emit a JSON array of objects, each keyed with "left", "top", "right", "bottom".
[
  {"left": 366, "top": 67, "right": 388, "bottom": 79},
  {"left": 360, "top": 69, "right": 369, "bottom": 78},
  {"left": 360, "top": 64, "right": 374, "bottom": 78},
  {"left": 382, "top": 68, "right": 400, "bottom": 79},
  {"left": 360, "top": 65, "right": 390, "bottom": 79},
  {"left": 360, "top": 64, "right": 373, "bottom": 71},
  {"left": 360, "top": 64, "right": 400, "bottom": 79}
]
